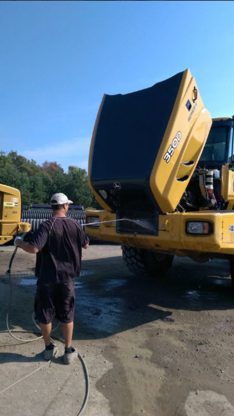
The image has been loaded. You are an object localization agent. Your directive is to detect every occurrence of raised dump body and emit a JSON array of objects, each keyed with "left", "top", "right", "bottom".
[
  {"left": 89, "top": 69, "right": 211, "bottom": 230},
  {"left": 86, "top": 69, "right": 234, "bottom": 283}
]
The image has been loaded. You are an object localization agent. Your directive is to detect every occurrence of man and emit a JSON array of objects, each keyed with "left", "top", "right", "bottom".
[{"left": 15, "top": 193, "right": 89, "bottom": 364}]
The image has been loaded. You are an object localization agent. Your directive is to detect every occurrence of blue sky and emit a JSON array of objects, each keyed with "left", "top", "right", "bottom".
[{"left": 1, "top": 1, "right": 234, "bottom": 173}]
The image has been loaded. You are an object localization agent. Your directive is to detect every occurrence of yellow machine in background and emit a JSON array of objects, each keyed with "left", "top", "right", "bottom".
[
  {"left": 0, "top": 184, "right": 31, "bottom": 245},
  {"left": 86, "top": 68, "right": 234, "bottom": 284}
]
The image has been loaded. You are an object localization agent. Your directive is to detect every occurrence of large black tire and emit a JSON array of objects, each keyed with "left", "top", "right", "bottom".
[
  {"left": 122, "top": 246, "right": 146, "bottom": 275},
  {"left": 122, "top": 246, "right": 174, "bottom": 278},
  {"left": 143, "top": 250, "right": 174, "bottom": 277}
]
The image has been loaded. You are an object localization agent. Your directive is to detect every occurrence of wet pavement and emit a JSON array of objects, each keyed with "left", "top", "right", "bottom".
[
  {"left": 1, "top": 244, "right": 234, "bottom": 416},
  {"left": 3, "top": 250, "right": 234, "bottom": 341}
]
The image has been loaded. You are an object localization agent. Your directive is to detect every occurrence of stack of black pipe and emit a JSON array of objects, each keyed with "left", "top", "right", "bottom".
[{"left": 21, "top": 206, "right": 86, "bottom": 232}]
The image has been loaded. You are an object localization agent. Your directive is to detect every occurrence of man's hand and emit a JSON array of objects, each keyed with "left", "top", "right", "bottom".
[
  {"left": 14, "top": 236, "right": 23, "bottom": 247},
  {"left": 13, "top": 235, "right": 39, "bottom": 254},
  {"left": 14, "top": 232, "right": 27, "bottom": 247}
]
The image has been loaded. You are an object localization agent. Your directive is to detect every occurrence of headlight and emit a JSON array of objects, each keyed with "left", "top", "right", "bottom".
[
  {"left": 86, "top": 216, "right": 100, "bottom": 227},
  {"left": 186, "top": 221, "right": 213, "bottom": 235}
]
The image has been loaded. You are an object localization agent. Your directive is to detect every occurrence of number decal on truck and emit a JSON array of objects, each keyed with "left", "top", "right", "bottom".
[{"left": 163, "top": 131, "right": 182, "bottom": 163}]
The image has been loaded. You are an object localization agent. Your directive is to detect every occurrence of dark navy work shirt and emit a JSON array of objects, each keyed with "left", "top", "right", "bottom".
[{"left": 31, "top": 216, "right": 89, "bottom": 283}]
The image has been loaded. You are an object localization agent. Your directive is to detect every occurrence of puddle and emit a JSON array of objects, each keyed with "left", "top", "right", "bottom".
[
  {"left": 185, "top": 290, "right": 201, "bottom": 299},
  {"left": 18, "top": 270, "right": 128, "bottom": 335},
  {"left": 210, "top": 277, "right": 231, "bottom": 287},
  {"left": 184, "top": 290, "right": 218, "bottom": 301},
  {"left": 75, "top": 295, "right": 125, "bottom": 334},
  {"left": 75, "top": 278, "right": 128, "bottom": 334},
  {"left": 80, "top": 270, "right": 94, "bottom": 277},
  {"left": 105, "top": 278, "right": 127, "bottom": 290},
  {"left": 182, "top": 289, "right": 220, "bottom": 311},
  {"left": 20, "top": 279, "right": 37, "bottom": 286},
  {"left": 19, "top": 269, "right": 94, "bottom": 286}
]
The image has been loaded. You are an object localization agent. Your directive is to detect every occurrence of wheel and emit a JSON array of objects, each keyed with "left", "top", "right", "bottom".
[
  {"left": 142, "top": 250, "right": 174, "bottom": 277},
  {"left": 122, "top": 246, "right": 146, "bottom": 275},
  {"left": 122, "top": 246, "right": 174, "bottom": 278}
]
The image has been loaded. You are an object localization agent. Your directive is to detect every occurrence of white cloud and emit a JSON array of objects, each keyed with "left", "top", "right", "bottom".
[{"left": 22, "top": 136, "right": 91, "bottom": 172}]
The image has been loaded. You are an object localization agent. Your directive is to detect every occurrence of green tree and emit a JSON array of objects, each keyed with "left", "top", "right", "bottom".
[
  {"left": 42, "top": 161, "right": 66, "bottom": 197},
  {"left": 65, "top": 166, "right": 96, "bottom": 208},
  {"left": 0, "top": 151, "right": 100, "bottom": 209}
]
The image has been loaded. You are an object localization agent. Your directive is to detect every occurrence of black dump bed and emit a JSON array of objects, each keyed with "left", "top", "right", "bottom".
[
  {"left": 89, "top": 69, "right": 212, "bottom": 234},
  {"left": 90, "top": 71, "right": 183, "bottom": 184}
]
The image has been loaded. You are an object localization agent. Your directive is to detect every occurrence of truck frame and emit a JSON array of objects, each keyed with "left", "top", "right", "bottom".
[{"left": 85, "top": 69, "right": 234, "bottom": 284}]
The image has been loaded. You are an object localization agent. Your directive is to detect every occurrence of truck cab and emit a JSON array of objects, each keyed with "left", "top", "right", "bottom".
[
  {"left": 179, "top": 117, "right": 234, "bottom": 213},
  {"left": 201, "top": 118, "right": 234, "bottom": 168}
]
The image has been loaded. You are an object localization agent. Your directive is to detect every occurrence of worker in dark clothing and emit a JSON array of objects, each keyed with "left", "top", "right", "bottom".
[{"left": 14, "top": 193, "right": 89, "bottom": 364}]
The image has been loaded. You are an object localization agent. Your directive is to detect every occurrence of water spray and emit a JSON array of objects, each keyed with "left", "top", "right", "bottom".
[{"left": 83, "top": 217, "right": 156, "bottom": 232}]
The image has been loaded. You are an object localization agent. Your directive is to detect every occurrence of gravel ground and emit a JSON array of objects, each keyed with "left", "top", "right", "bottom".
[{"left": 1, "top": 244, "right": 234, "bottom": 416}]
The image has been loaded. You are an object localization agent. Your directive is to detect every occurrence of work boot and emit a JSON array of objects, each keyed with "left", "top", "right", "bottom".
[
  {"left": 63, "top": 347, "right": 77, "bottom": 365},
  {"left": 43, "top": 342, "right": 58, "bottom": 361}
]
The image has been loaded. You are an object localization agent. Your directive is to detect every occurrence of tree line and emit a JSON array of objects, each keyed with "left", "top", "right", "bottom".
[{"left": 0, "top": 151, "right": 100, "bottom": 209}]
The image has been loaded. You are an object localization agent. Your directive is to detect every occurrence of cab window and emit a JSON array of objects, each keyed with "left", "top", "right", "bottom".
[{"left": 200, "top": 126, "right": 228, "bottom": 162}]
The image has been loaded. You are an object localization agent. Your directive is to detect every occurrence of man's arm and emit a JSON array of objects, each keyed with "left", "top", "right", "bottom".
[
  {"left": 15, "top": 220, "right": 51, "bottom": 254},
  {"left": 83, "top": 243, "right": 89, "bottom": 249},
  {"left": 15, "top": 238, "right": 39, "bottom": 253}
]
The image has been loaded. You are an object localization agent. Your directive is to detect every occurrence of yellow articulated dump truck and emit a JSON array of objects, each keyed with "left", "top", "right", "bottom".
[
  {"left": 86, "top": 68, "right": 234, "bottom": 284},
  {"left": 0, "top": 184, "right": 31, "bottom": 245}
]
